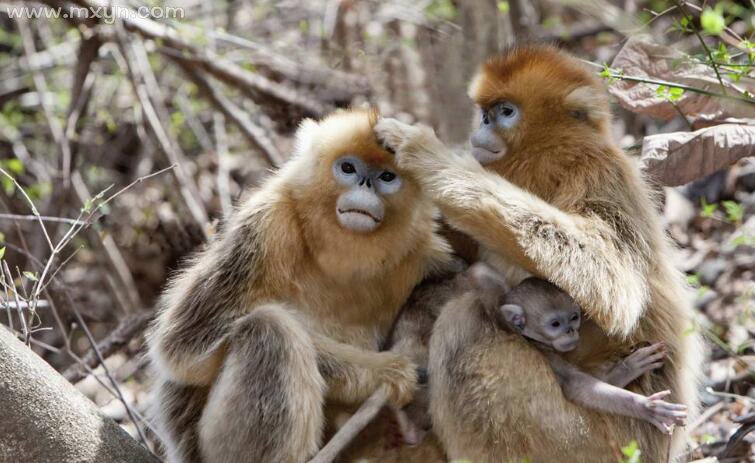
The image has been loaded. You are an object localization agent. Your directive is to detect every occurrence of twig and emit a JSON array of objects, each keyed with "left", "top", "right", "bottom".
[
  {"left": 169, "top": 51, "right": 283, "bottom": 167},
  {"left": 63, "top": 311, "right": 154, "bottom": 383},
  {"left": 0, "top": 213, "right": 86, "bottom": 226},
  {"left": 70, "top": 304, "right": 150, "bottom": 447},
  {"left": 674, "top": 0, "right": 727, "bottom": 96},
  {"left": 39, "top": 0, "right": 328, "bottom": 117},
  {"left": 719, "top": 413, "right": 755, "bottom": 459},
  {"left": 0, "top": 167, "right": 54, "bottom": 252},
  {"left": 15, "top": 14, "right": 74, "bottom": 188},
  {"left": 114, "top": 34, "right": 210, "bottom": 232},
  {"left": 308, "top": 387, "right": 389, "bottom": 463},
  {"left": 584, "top": 61, "right": 754, "bottom": 105},
  {"left": 71, "top": 172, "right": 143, "bottom": 314}
]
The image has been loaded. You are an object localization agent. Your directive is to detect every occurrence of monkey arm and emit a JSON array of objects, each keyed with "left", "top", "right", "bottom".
[
  {"left": 313, "top": 333, "right": 418, "bottom": 407},
  {"left": 375, "top": 119, "right": 648, "bottom": 338},
  {"left": 545, "top": 352, "right": 686, "bottom": 432},
  {"left": 148, "top": 208, "right": 270, "bottom": 386}
]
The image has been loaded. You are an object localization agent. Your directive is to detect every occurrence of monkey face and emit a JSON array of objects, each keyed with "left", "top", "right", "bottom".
[
  {"left": 538, "top": 309, "right": 581, "bottom": 352},
  {"left": 332, "top": 155, "right": 402, "bottom": 233},
  {"left": 470, "top": 101, "right": 520, "bottom": 165}
]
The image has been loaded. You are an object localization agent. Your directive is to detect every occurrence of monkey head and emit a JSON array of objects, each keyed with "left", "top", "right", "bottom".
[
  {"left": 285, "top": 108, "right": 435, "bottom": 278},
  {"left": 469, "top": 263, "right": 582, "bottom": 352},
  {"left": 502, "top": 278, "right": 582, "bottom": 352},
  {"left": 466, "top": 46, "right": 611, "bottom": 182}
]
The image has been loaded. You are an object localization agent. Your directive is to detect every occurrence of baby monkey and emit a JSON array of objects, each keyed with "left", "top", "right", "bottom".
[{"left": 470, "top": 263, "right": 687, "bottom": 433}]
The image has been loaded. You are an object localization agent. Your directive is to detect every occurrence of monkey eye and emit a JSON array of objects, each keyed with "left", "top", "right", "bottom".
[
  {"left": 550, "top": 320, "right": 561, "bottom": 328},
  {"left": 570, "top": 313, "right": 579, "bottom": 322},
  {"left": 378, "top": 171, "right": 396, "bottom": 182},
  {"left": 499, "top": 103, "right": 516, "bottom": 117},
  {"left": 341, "top": 162, "right": 356, "bottom": 174}
]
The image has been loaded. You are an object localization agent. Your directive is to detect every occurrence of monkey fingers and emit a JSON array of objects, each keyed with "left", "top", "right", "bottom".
[
  {"left": 643, "top": 390, "right": 688, "bottom": 432},
  {"left": 606, "top": 342, "right": 667, "bottom": 387},
  {"left": 373, "top": 118, "right": 450, "bottom": 174},
  {"left": 377, "top": 352, "right": 419, "bottom": 407}
]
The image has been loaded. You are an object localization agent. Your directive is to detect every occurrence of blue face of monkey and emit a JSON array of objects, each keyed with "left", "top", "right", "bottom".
[
  {"left": 332, "top": 155, "right": 402, "bottom": 233},
  {"left": 470, "top": 101, "right": 520, "bottom": 165}
]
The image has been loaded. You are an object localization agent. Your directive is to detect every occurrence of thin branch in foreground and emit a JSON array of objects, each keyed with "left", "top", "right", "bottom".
[
  {"left": 0, "top": 167, "right": 54, "bottom": 252},
  {"left": 0, "top": 213, "right": 86, "bottom": 226}
]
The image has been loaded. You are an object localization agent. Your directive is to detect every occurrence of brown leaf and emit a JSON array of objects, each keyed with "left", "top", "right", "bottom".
[
  {"left": 609, "top": 37, "right": 754, "bottom": 121},
  {"left": 640, "top": 124, "right": 755, "bottom": 186}
]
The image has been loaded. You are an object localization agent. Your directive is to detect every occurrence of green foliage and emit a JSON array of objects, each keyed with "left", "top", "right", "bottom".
[
  {"left": 599, "top": 64, "right": 622, "bottom": 84},
  {"left": 700, "top": 6, "right": 725, "bottom": 35},
  {"left": 686, "top": 273, "right": 710, "bottom": 298},
  {"left": 426, "top": 0, "right": 458, "bottom": 21},
  {"left": 700, "top": 198, "right": 718, "bottom": 218},
  {"left": 721, "top": 200, "right": 744, "bottom": 224},
  {"left": 0, "top": 247, "right": 5, "bottom": 260},
  {"left": 497, "top": 1, "right": 510, "bottom": 13},
  {"left": 0, "top": 158, "right": 24, "bottom": 196},
  {"left": 701, "top": 433, "right": 716, "bottom": 444},
  {"left": 22, "top": 271, "right": 38, "bottom": 282},
  {"left": 729, "top": 234, "right": 755, "bottom": 248},
  {"left": 619, "top": 440, "right": 641, "bottom": 463},
  {"left": 27, "top": 181, "right": 52, "bottom": 200},
  {"left": 656, "top": 84, "right": 685, "bottom": 102}
]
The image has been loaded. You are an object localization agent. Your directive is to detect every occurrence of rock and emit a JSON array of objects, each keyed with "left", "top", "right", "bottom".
[
  {"left": 664, "top": 187, "right": 696, "bottom": 227},
  {"left": 696, "top": 258, "right": 728, "bottom": 286}
]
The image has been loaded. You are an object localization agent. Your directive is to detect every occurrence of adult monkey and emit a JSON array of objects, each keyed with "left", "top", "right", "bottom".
[{"left": 374, "top": 46, "right": 703, "bottom": 462}]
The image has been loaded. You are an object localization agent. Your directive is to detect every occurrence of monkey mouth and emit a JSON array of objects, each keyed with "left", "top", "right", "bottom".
[
  {"left": 337, "top": 208, "right": 382, "bottom": 223},
  {"left": 471, "top": 146, "right": 505, "bottom": 165}
]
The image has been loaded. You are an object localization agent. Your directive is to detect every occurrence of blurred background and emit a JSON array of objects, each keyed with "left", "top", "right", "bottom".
[{"left": 0, "top": 0, "right": 753, "bottom": 461}]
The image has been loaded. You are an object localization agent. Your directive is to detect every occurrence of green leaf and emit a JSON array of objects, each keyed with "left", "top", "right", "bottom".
[
  {"left": 620, "top": 439, "right": 641, "bottom": 463},
  {"left": 0, "top": 247, "right": 5, "bottom": 259},
  {"left": 426, "top": 0, "right": 458, "bottom": 20},
  {"left": 701, "top": 433, "right": 716, "bottom": 444},
  {"left": 4, "top": 158, "right": 24, "bottom": 174},
  {"left": 700, "top": 7, "right": 725, "bottom": 35},
  {"left": 722, "top": 200, "right": 744, "bottom": 223},
  {"left": 700, "top": 198, "right": 718, "bottom": 218},
  {"left": 22, "top": 271, "right": 38, "bottom": 281},
  {"left": 497, "top": 1, "right": 510, "bottom": 13}
]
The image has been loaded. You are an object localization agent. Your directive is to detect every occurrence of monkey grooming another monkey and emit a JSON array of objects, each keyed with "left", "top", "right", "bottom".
[
  {"left": 147, "top": 108, "right": 452, "bottom": 463},
  {"left": 375, "top": 45, "right": 703, "bottom": 462},
  {"left": 468, "top": 263, "right": 687, "bottom": 434}
]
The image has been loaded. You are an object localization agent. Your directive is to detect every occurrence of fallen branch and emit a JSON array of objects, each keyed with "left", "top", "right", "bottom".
[
  {"left": 63, "top": 311, "right": 154, "bottom": 383},
  {"left": 171, "top": 51, "right": 284, "bottom": 167}
]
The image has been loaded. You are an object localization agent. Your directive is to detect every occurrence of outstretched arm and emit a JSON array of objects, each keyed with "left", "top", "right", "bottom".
[
  {"left": 375, "top": 119, "right": 650, "bottom": 337},
  {"left": 545, "top": 352, "right": 686, "bottom": 433}
]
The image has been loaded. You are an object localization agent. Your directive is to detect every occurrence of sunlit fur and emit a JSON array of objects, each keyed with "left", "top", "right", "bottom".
[
  {"left": 375, "top": 45, "right": 703, "bottom": 462},
  {"left": 147, "top": 108, "right": 451, "bottom": 462}
]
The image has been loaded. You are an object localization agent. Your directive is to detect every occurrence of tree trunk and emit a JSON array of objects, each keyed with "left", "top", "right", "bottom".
[{"left": 0, "top": 326, "right": 158, "bottom": 463}]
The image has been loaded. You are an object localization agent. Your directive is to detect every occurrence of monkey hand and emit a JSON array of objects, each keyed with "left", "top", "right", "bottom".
[
  {"left": 605, "top": 342, "right": 666, "bottom": 388},
  {"left": 377, "top": 352, "right": 419, "bottom": 407},
  {"left": 374, "top": 118, "right": 456, "bottom": 175},
  {"left": 636, "top": 390, "right": 688, "bottom": 434}
]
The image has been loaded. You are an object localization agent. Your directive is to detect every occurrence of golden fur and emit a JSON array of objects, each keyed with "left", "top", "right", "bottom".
[
  {"left": 147, "top": 108, "right": 451, "bottom": 462},
  {"left": 375, "top": 45, "right": 703, "bottom": 462}
]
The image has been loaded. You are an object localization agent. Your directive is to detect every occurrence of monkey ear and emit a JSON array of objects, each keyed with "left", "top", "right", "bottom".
[
  {"left": 564, "top": 86, "right": 610, "bottom": 124},
  {"left": 501, "top": 304, "right": 525, "bottom": 331}
]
